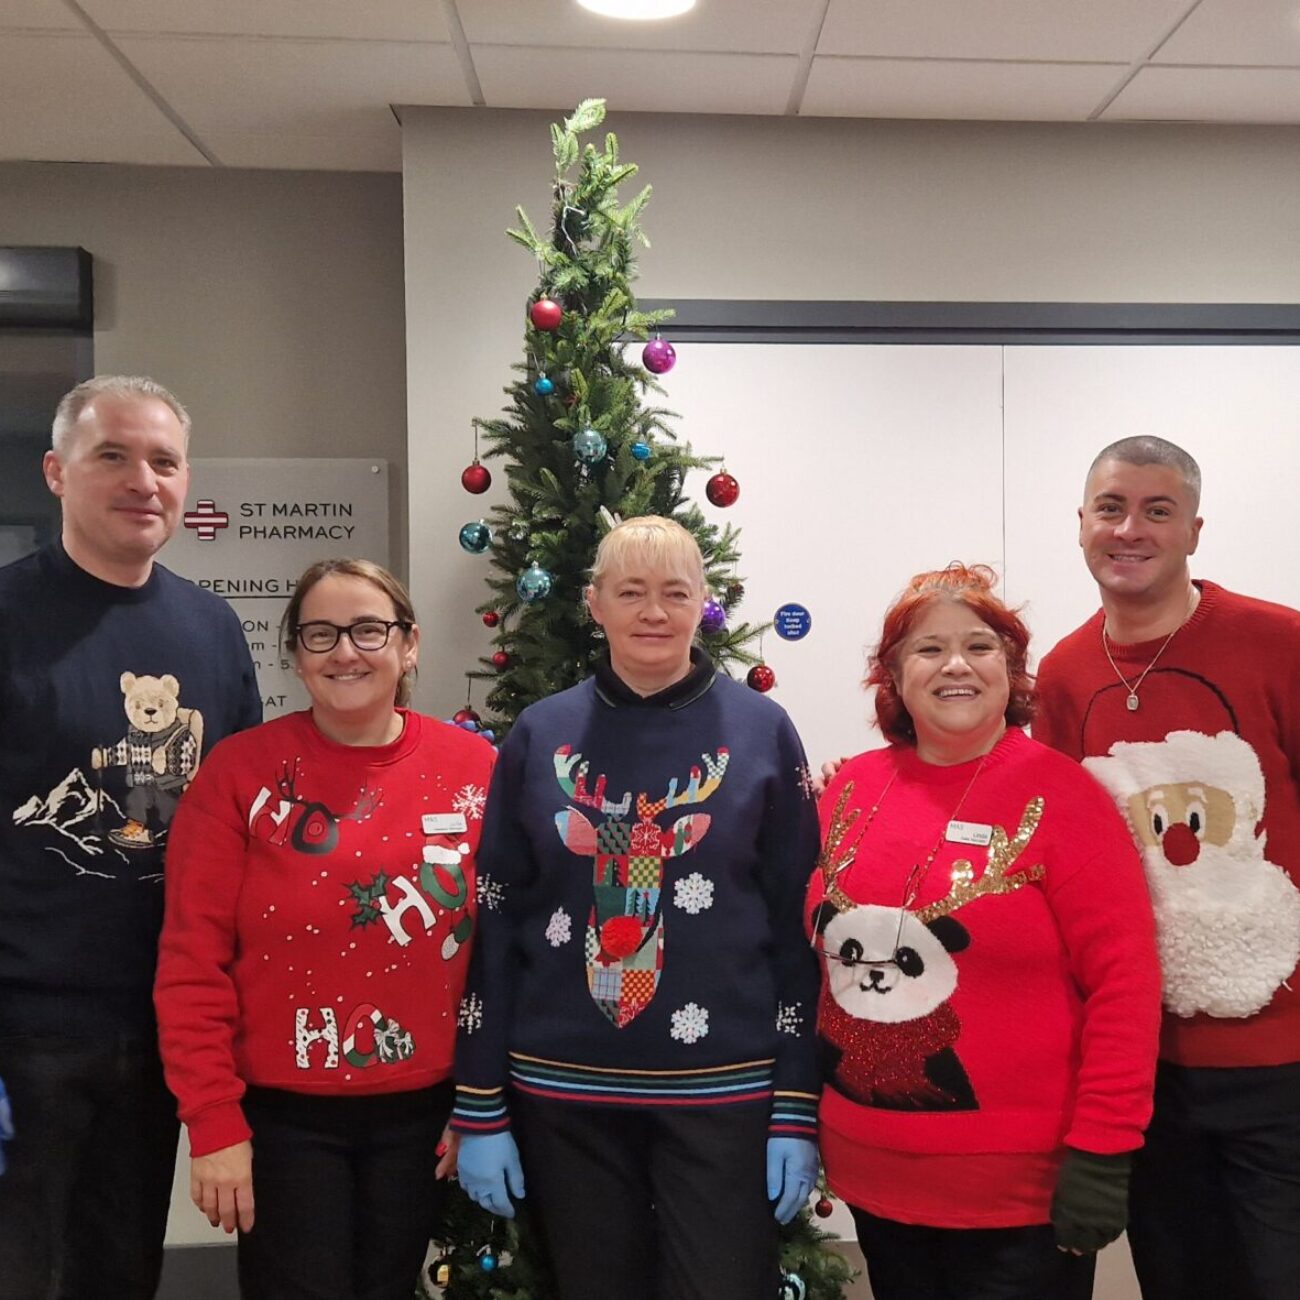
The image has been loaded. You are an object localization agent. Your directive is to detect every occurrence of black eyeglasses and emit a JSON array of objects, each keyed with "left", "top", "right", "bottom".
[
  {"left": 809, "top": 862, "right": 923, "bottom": 969},
  {"left": 294, "top": 619, "right": 412, "bottom": 653}
]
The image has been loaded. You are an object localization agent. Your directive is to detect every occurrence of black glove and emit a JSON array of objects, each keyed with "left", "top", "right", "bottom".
[{"left": 1050, "top": 1148, "right": 1133, "bottom": 1254}]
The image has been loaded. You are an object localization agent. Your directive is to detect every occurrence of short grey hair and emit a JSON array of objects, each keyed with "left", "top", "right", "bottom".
[
  {"left": 51, "top": 375, "right": 192, "bottom": 457},
  {"left": 1088, "top": 435, "right": 1201, "bottom": 512}
]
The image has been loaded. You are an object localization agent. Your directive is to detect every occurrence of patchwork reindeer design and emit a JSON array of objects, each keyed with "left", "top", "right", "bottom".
[{"left": 553, "top": 744, "right": 729, "bottom": 1028}]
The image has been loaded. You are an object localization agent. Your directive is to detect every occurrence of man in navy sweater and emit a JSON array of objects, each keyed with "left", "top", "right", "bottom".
[{"left": 0, "top": 376, "right": 261, "bottom": 1299}]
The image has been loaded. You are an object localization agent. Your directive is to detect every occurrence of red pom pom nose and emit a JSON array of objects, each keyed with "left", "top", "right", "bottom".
[{"left": 1161, "top": 822, "right": 1201, "bottom": 867}]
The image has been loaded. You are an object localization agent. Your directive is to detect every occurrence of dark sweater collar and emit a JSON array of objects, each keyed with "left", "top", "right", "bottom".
[{"left": 594, "top": 645, "right": 717, "bottom": 709}]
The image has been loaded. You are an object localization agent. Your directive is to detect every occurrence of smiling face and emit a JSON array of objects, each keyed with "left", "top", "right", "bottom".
[
  {"left": 43, "top": 394, "right": 189, "bottom": 585},
  {"left": 1079, "top": 458, "right": 1202, "bottom": 610},
  {"left": 586, "top": 561, "right": 704, "bottom": 693},
  {"left": 894, "top": 599, "right": 1010, "bottom": 763},
  {"left": 293, "top": 573, "right": 418, "bottom": 735}
]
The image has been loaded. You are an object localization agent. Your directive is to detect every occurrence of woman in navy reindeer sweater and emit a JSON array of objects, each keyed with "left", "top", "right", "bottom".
[{"left": 453, "top": 517, "right": 821, "bottom": 1300}]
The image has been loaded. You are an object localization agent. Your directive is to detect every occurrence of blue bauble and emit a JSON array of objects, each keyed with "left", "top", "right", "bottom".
[
  {"left": 533, "top": 375, "right": 555, "bottom": 396},
  {"left": 572, "top": 428, "right": 607, "bottom": 465},
  {"left": 516, "top": 563, "right": 554, "bottom": 603},
  {"left": 480, "top": 729, "right": 496, "bottom": 743},
  {"left": 458, "top": 521, "right": 491, "bottom": 554},
  {"left": 479, "top": 1252, "right": 497, "bottom": 1272},
  {"left": 631, "top": 439, "right": 652, "bottom": 461},
  {"left": 699, "top": 598, "right": 726, "bottom": 635}
]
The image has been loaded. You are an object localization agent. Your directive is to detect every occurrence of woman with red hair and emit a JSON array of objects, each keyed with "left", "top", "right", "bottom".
[{"left": 809, "top": 564, "right": 1161, "bottom": 1300}]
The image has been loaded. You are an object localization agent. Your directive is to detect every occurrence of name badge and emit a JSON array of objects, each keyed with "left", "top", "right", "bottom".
[
  {"left": 946, "top": 819, "right": 993, "bottom": 847},
  {"left": 423, "top": 812, "right": 467, "bottom": 835}
]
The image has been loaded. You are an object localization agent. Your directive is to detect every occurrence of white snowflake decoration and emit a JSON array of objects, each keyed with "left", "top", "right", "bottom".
[
  {"left": 775, "top": 1001, "right": 804, "bottom": 1036},
  {"left": 796, "top": 763, "right": 817, "bottom": 800},
  {"left": 457, "top": 992, "right": 483, "bottom": 1034},
  {"left": 452, "top": 783, "right": 488, "bottom": 822},
  {"left": 673, "top": 872, "right": 714, "bottom": 915},
  {"left": 670, "top": 1002, "right": 710, "bottom": 1045},
  {"left": 477, "top": 874, "right": 505, "bottom": 912},
  {"left": 545, "top": 908, "right": 572, "bottom": 948}
]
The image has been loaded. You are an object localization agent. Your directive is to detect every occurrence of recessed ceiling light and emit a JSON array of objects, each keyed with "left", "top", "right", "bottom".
[{"left": 577, "top": 0, "right": 697, "bottom": 19}]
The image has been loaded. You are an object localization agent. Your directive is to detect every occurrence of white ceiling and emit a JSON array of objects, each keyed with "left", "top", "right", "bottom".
[{"left": 2, "top": 0, "right": 1299, "bottom": 171}]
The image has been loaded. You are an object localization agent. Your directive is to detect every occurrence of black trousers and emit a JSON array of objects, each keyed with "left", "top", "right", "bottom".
[
  {"left": 237, "top": 1082, "right": 452, "bottom": 1300},
  {"left": 512, "top": 1093, "right": 778, "bottom": 1300},
  {"left": 0, "top": 1032, "right": 179, "bottom": 1300},
  {"left": 848, "top": 1205, "right": 1096, "bottom": 1300},
  {"left": 1128, "top": 1059, "right": 1300, "bottom": 1300}
]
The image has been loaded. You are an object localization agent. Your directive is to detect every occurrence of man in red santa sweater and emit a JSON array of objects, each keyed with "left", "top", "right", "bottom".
[{"left": 1035, "top": 435, "right": 1300, "bottom": 1300}]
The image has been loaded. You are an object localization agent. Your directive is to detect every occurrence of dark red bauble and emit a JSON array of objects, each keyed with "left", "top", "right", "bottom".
[
  {"left": 706, "top": 471, "right": 740, "bottom": 508},
  {"left": 453, "top": 708, "right": 481, "bottom": 726},
  {"left": 491, "top": 650, "right": 510, "bottom": 670},
  {"left": 481, "top": 610, "right": 501, "bottom": 628},
  {"left": 814, "top": 1198, "right": 833, "bottom": 1219},
  {"left": 461, "top": 461, "right": 491, "bottom": 494},
  {"left": 529, "top": 297, "right": 563, "bottom": 331},
  {"left": 747, "top": 663, "right": 776, "bottom": 693}
]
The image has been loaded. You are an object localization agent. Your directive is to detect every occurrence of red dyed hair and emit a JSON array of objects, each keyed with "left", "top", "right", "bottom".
[{"left": 866, "top": 563, "right": 1036, "bottom": 746}]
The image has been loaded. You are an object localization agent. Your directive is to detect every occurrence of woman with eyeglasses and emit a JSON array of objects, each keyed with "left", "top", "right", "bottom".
[
  {"left": 154, "top": 558, "right": 495, "bottom": 1300},
  {"left": 808, "top": 564, "right": 1161, "bottom": 1300}
]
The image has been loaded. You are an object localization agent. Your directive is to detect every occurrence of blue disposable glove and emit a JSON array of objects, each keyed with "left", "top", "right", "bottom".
[
  {"left": 0, "top": 1077, "right": 13, "bottom": 1177},
  {"left": 457, "top": 1131, "right": 525, "bottom": 1219},
  {"left": 767, "top": 1136, "right": 818, "bottom": 1224}
]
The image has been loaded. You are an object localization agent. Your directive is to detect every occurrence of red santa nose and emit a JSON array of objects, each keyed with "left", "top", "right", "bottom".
[{"left": 1161, "top": 822, "right": 1201, "bottom": 866}]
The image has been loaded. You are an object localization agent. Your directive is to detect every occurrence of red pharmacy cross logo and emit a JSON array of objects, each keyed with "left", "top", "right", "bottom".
[{"left": 184, "top": 499, "right": 230, "bottom": 541}]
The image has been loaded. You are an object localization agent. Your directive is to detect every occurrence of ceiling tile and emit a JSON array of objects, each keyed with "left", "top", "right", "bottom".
[
  {"left": 197, "top": 127, "right": 402, "bottom": 172},
  {"left": 802, "top": 55, "right": 1124, "bottom": 120},
  {"left": 79, "top": 0, "right": 449, "bottom": 41},
  {"left": 819, "top": 0, "right": 1194, "bottom": 62},
  {"left": 0, "top": 1, "right": 82, "bottom": 30},
  {"left": 475, "top": 46, "right": 797, "bottom": 114},
  {"left": 462, "top": 0, "right": 819, "bottom": 54},
  {"left": 115, "top": 35, "right": 468, "bottom": 137},
  {"left": 1154, "top": 0, "right": 1300, "bottom": 66},
  {"left": 1104, "top": 65, "right": 1300, "bottom": 122},
  {"left": 0, "top": 31, "right": 202, "bottom": 164}
]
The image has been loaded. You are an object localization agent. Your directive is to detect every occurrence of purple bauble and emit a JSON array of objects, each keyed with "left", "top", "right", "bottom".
[
  {"left": 699, "top": 598, "right": 726, "bottom": 635},
  {"left": 642, "top": 338, "right": 677, "bottom": 374}
]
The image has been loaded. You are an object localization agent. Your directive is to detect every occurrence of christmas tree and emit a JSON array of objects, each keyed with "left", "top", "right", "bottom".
[
  {"left": 431, "top": 100, "right": 855, "bottom": 1299},
  {"left": 455, "top": 98, "right": 766, "bottom": 733}
]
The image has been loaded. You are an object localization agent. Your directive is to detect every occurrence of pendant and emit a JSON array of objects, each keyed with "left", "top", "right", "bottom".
[{"left": 1126, "top": 692, "right": 1140, "bottom": 711}]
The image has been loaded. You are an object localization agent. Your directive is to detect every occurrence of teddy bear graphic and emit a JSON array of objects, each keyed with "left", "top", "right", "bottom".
[{"left": 92, "top": 672, "right": 204, "bottom": 850}]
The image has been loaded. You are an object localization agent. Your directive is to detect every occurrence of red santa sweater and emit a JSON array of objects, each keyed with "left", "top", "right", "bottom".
[
  {"left": 1036, "top": 581, "right": 1300, "bottom": 1068},
  {"left": 809, "top": 728, "right": 1160, "bottom": 1227},
  {"left": 155, "top": 709, "right": 495, "bottom": 1157}
]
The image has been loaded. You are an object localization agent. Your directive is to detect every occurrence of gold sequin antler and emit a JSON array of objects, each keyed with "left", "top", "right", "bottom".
[
  {"left": 915, "top": 797, "right": 1047, "bottom": 923},
  {"left": 817, "top": 783, "right": 863, "bottom": 914}
]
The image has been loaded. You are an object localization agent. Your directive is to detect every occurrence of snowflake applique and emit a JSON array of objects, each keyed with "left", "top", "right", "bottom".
[
  {"left": 673, "top": 872, "right": 714, "bottom": 915},
  {"left": 452, "top": 783, "right": 488, "bottom": 822},
  {"left": 458, "top": 992, "right": 483, "bottom": 1034},
  {"left": 345, "top": 871, "right": 390, "bottom": 928},
  {"left": 670, "top": 1002, "right": 710, "bottom": 1045},
  {"left": 775, "top": 1001, "right": 804, "bottom": 1036},
  {"left": 374, "top": 1016, "right": 415, "bottom": 1063},
  {"left": 796, "top": 763, "right": 817, "bottom": 800},
  {"left": 545, "top": 908, "right": 572, "bottom": 947},
  {"left": 477, "top": 874, "right": 505, "bottom": 912}
]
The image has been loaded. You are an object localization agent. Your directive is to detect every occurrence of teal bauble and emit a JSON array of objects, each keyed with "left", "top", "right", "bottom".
[
  {"left": 533, "top": 375, "right": 555, "bottom": 396},
  {"left": 458, "top": 521, "right": 491, "bottom": 554},
  {"left": 572, "top": 428, "right": 607, "bottom": 465},
  {"left": 516, "top": 563, "right": 554, "bottom": 603},
  {"left": 631, "top": 439, "right": 652, "bottom": 461}
]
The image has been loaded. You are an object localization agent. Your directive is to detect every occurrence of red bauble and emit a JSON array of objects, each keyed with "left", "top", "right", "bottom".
[
  {"left": 461, "top": 461, "right": 491, "bottom": 494},
  {"left": 747, "top": 663, "right": 776, "bottom": 693},
  {"left": 706, "top": 471, "right": 740, "bottom": 508},
  {"left": 529, "top": 297, "right": 563, "bottom": 331},
  {"left": 453, "top": 708, "right": 481, "bottom": 726},
  {"left": 814, "top": 1197, "right": 833, "bottom": 1219},
  {"left": 490, "top": 650, "right": 510, "bottom": 670},
  {"left": 481, "top": 610, "right": 501, "bottom": 628},
  {"left": 600, "top": 915, "right": 643, "bottom": 959}
]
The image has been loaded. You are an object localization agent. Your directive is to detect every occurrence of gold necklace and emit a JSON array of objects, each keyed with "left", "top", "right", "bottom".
[{"left": 1101, "top": 587, "right": 1198, "bottom": 712}]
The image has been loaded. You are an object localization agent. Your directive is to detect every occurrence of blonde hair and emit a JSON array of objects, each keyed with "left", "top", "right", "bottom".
[
  {"left": 281, "top": 558, "right": 418, "bottom": 707},
  {"left": 588, "top": 516, "right": 706, "bottom": 591},
  {"left": 52, "top": 375, "right": 191, "bottom": 456}
]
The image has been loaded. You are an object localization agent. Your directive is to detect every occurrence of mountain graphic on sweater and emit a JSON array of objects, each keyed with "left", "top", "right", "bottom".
[{"left": 14, "top": 767, "right": 126, "bottom": 860}]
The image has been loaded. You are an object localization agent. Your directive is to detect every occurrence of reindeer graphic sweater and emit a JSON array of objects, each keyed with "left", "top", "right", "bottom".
[
  {"left": 154, "top": 709, "right": 495, "bottom": 1157},
  {"left": 451, "top": 654, "right": 822, "bottom": 1140},
  {"left": 809, "top": 728, "right": 1161, "bottom": 1227}
]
